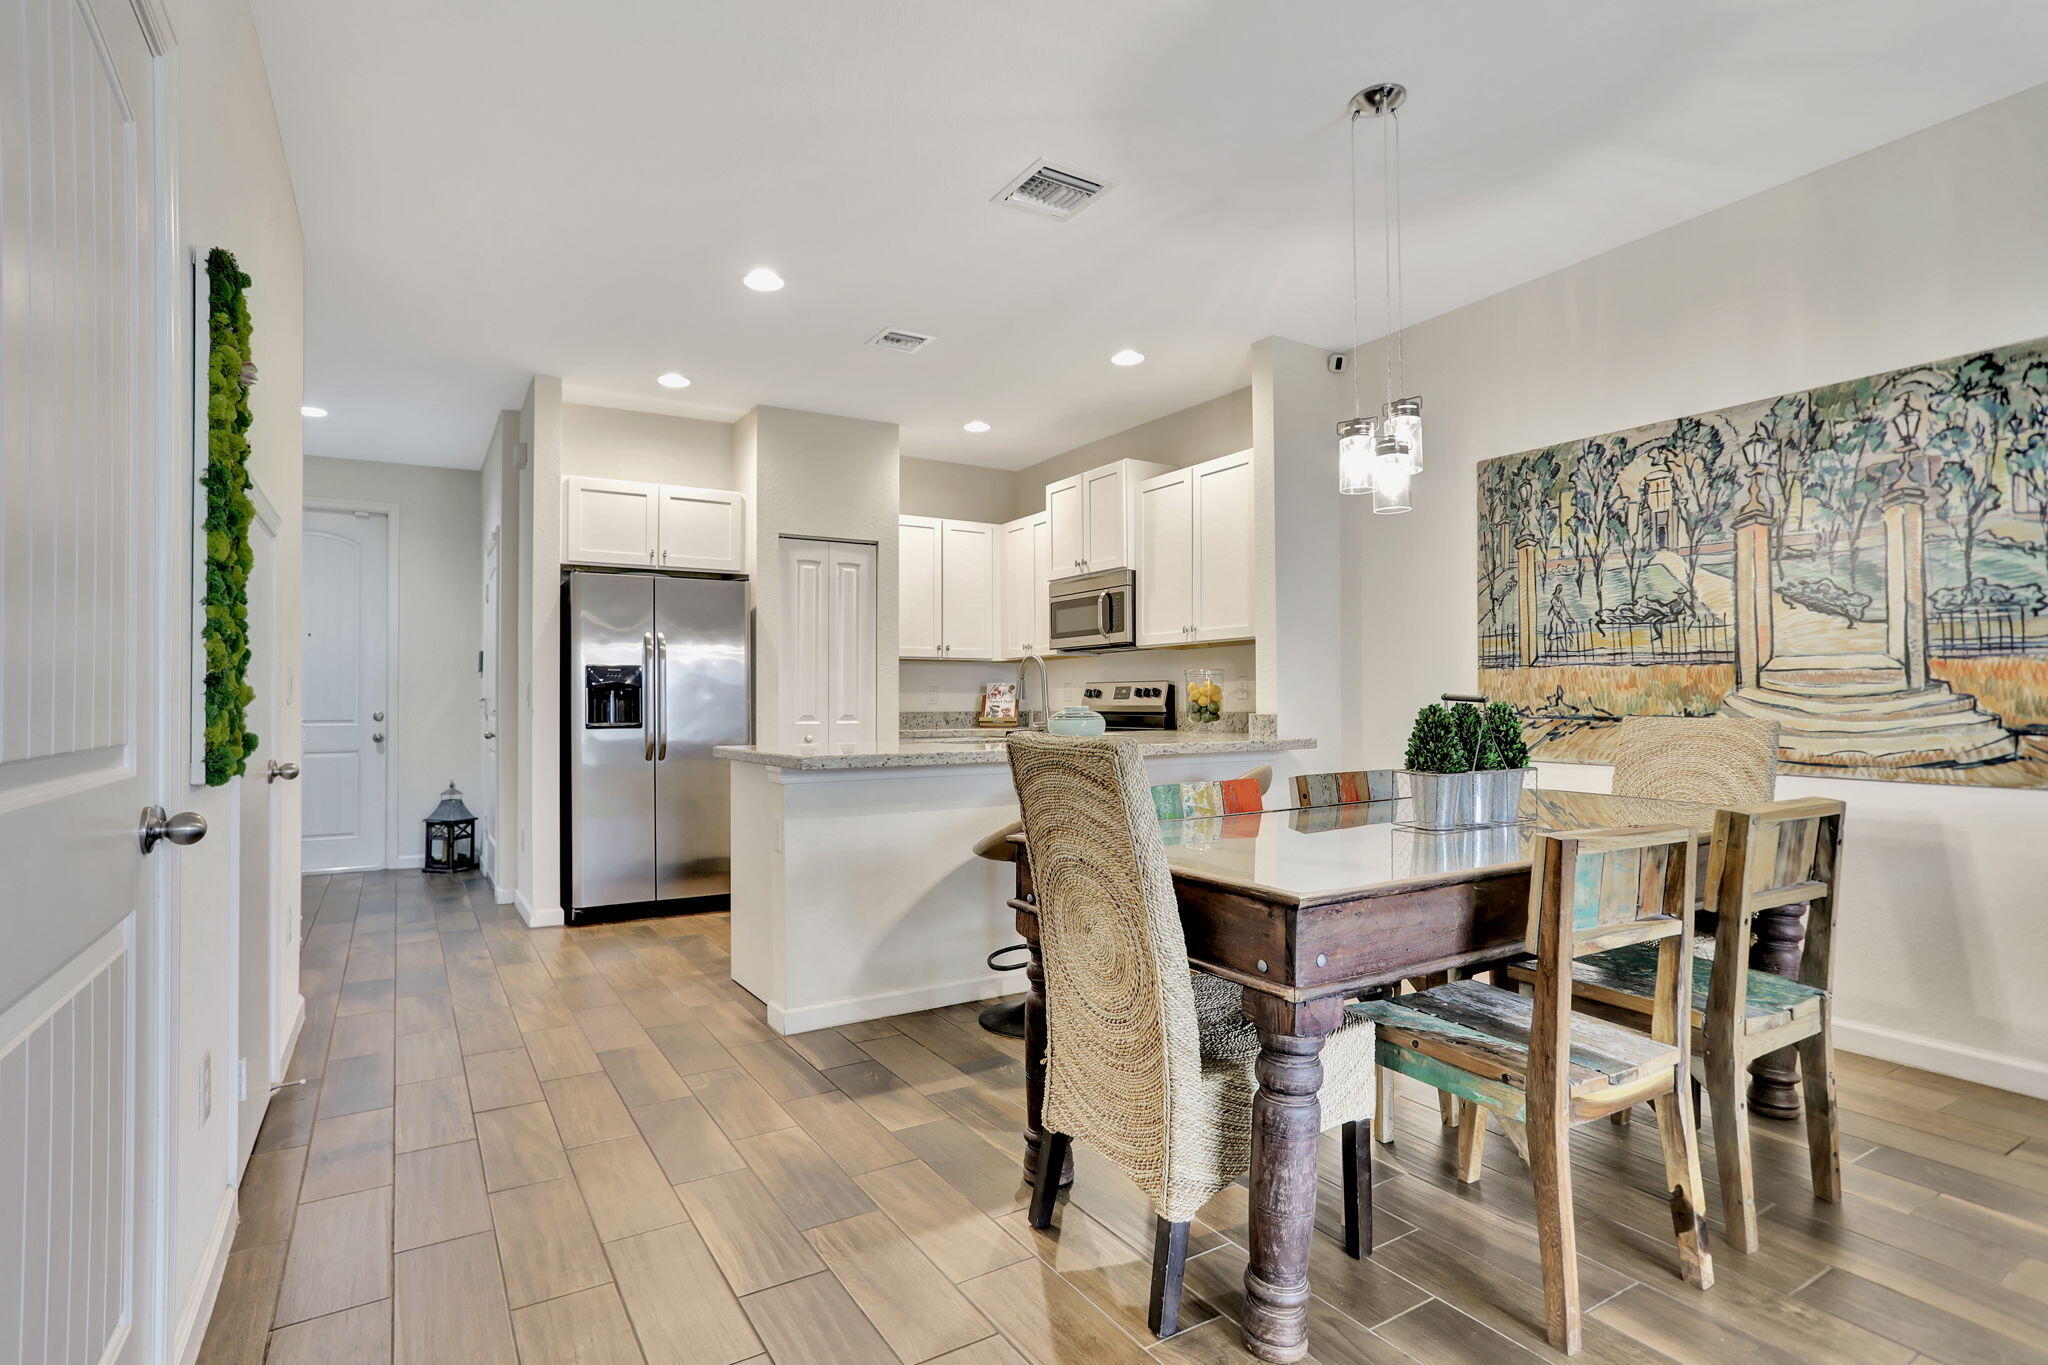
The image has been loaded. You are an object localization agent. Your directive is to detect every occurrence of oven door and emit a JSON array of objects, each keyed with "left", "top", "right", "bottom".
[{"left": 1048, "top": 586, "right": 1131, "bottom": 650}]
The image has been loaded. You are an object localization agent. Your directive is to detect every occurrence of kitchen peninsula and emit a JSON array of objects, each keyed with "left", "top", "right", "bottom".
[{"left": 718, "top": 730, "right": 1314, "bottom": 1033}]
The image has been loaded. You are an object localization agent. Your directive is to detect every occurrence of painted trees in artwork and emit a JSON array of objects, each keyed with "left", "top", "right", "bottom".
[
  {"left": 1567, "top": 438, "right": 1631, "bottom": 615},
  {"left": 1650, "top": 415, "right": 1737, "bottom": 598}
]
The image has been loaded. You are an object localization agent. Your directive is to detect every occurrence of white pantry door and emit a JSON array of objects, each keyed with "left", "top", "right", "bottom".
[
  {"left": 302, "top": 510, "right": 390, "bottom": 871},
  {"left": 0, "top": 1, "right": 165, "bottom": 1362}
]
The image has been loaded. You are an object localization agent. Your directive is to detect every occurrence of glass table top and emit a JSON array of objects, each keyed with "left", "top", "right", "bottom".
[{"left": 1157, "top": 788, "right": 1720, "bottom": 903}]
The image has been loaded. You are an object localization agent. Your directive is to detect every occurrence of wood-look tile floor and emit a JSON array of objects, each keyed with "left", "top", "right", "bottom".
[{"left": 198, "top": 870, "right": 2048, "bottom": 1364}]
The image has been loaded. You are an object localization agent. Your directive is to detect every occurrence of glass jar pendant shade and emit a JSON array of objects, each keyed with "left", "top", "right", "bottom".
[
  {"left": 1337, "top": 416, "right": 1379, "bottom": 495},
  {"left": 1381, "top": 396, "right": 1423, "bottom": 475},
  {"left": 1371, "top": 435, "right": 1412, "bottom": 514}
]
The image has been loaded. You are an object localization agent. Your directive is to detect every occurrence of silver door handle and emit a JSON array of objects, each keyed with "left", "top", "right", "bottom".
[
  {"left": 267, "top": 760, "right": 300, "bottom": 782},
  {"left": 371, "top": 732, "right": 385, "bottom": 743},
  {"left": 643, "top": 633, "right": 656, "bottom": 760},
  {"left": 138, "top": 806, "right": 207, "bottom": 854},
  {"left": 655, "top": 632, "right": 669, "bottom": 760},
  {"left": 483, "top": 731, "right": 496, "bottom": 740},
  {"left": 373, "top": 711, "right": 384, "bottom": 722}
]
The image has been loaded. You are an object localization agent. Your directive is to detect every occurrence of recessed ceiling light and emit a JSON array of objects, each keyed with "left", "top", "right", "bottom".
[
  {"left": 655, "top": 372, "right": 691, "bottom": 389},
  {"left": 963, "top": 420, "right": 991, "bottom": 433},
  {"left": 741, "top": 267, "right": 785, "bottom": 292},
  {"left": 1110, "top": 349, "right": 1145, "bottom": 367},
  {"left": 300, "top": 405, "right": 327, "bottom": 417}
]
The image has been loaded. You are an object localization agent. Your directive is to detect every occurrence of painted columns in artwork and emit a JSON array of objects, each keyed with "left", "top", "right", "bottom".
[
  {"left": 1515, "top": 532, "right": 1541, "bottom": 666},
  {"left": 1882, "top": 458, "right": 1930, "bottom": 690},
  {"left": 1731, "top": 484, "right": 1774, "bottom": 690}
]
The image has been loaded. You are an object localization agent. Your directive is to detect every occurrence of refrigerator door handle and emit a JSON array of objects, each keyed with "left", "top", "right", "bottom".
[
  {"left": 642, "top": 632, "right": 656, "bottom": 761},
  {"left": 655, "top": 631, "right": 669, "bottom": 760}
]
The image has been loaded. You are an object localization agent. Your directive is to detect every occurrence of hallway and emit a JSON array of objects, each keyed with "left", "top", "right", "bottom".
[{"left": 196, "top": 870, "right": 2048, "bottom": 1364}]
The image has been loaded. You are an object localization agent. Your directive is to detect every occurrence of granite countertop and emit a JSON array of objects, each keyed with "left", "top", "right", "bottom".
[{"left": 716, "top": 730, "right": 1317, "bottom": 771}]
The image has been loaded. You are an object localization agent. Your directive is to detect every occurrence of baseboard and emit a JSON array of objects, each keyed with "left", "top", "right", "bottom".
[
  {"left": 513, "top": 888, "right": 564, "bottom": 929},
  {"left": 173, "top": 1187, "right": 239, "bottom": 1365},
  {"left": 767, "top": 972, "right": 1020, "bottom": 1036},
  {"left": 389, "top": 853, "right": 425, "bottom": 870},
  {"left": 273, "top": 993, "right": 306, "bottom": 1079},
  {"left": 1835, "top": 1015, "right": 2048, "bottom": 1102}
]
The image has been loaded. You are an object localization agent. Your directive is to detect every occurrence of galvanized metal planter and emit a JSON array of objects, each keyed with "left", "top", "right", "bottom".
[
  {"left": 1401, "top": 769, "right": 1482, "bottom": 832},
  {"left": 1475, "top": 767, "right": 1533, "bottom": 827}
]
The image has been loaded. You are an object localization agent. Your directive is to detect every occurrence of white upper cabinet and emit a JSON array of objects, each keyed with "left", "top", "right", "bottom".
[
  {"left": 658, "top": 484, "right": 746, "bottom": 573},
  {"left": 998, "top": 510, "right": 1052, "bottom": 658},
  {"left": 938, "top": 520, "right": 997, "bottom": 659},
  {"left": 1044, "top": 458, "right": 1169, "bottom": 577},
  {"left": 1135, "top": 468, "right": 1193, "bottom": 647},
  {"left": 897, "top": 515, "right": 944, "bottom": 658},
  {"left": 1189, "top": 448, "right": 1254, "bottom": 641},
  {"left": 1136, "top": 449, "right": 1255, "bottom": 645},
  {"left": 562, "top": 475, "right": 660, "bottom": 568},
  {"left": 562, "top": 477, "right": 745, "bottom": 572}
]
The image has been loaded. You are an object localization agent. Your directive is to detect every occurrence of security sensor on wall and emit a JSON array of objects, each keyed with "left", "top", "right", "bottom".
[{"left": 1327, "top": 353, "right": 1347, "bottom": 373}]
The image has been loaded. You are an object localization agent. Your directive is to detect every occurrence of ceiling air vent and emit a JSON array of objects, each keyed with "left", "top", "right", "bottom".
[
  {"left": 868, "top": 328, "right": 934, "bottom": 354},
  {"left": 993, "top": 160, "right": 1110, "bottom": 220}
]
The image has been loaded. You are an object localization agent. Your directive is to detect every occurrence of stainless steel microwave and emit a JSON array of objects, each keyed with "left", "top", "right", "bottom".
[{"left": 1047, "top": 568, "right": 1135, "bottom": 651}]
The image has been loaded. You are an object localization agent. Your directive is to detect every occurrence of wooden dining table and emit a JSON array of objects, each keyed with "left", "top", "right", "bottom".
[{"left": 1009, "top": 787, "right": 1730, "bottom": 1363}]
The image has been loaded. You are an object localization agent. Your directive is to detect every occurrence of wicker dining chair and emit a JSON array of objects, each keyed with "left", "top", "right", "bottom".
[
  {"left": 1005, "top": 732, "right": 1380, "bottom": 1339},
  {"left": 1611, "top": 715, "right": 1779, "bottom": 804},
  {"left": 1361, "top": 825, "right": 1715, "bottom": 1354}
]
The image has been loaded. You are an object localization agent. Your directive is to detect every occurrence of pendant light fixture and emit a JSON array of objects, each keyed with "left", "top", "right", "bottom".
[{"left": 1338, "top": 81, "right": 1423, "bottom": 512}]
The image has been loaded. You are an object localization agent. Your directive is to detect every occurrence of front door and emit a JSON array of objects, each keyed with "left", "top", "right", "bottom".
[
  {"left": 302, "top": 508, "right": 390, "bottom": 871},
  {"left": 0, "top": 2, "right": 165, "bottom": 1361}
]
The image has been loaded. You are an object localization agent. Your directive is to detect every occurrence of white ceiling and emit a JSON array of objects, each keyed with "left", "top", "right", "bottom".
[{"left": 251, "top": 0, "right": 2048, "bottom": 471}]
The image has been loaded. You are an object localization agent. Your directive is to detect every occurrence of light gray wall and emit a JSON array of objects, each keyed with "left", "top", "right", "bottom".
[
  {"left": 1341, "top": 81, "right": 2048, "bottom": 1092},
  {"left": 899, "top": 455, "right": 1014, "bottom": 523},
  {"left": 561, "top": 402, "right": 733, "bottom": 487},
  {"left": 305, "top": 457, "right": 484, "bottom": 865},
  {"left": 1004, "top": 387, "right": 1252, "bottom": 520}
]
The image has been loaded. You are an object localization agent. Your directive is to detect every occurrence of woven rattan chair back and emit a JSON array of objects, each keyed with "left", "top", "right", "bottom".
[
  {"left": 1611, "top": 716, "right": 1779, "bottom": 805},
  {"left": 1005, "top": 732, "right": 1201, "bottom": 1208}
]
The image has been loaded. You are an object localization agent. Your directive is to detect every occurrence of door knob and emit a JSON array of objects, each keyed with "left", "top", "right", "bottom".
[
  {"left": 138, "top": 806, "right": 208, "bottom": 854},
  {"left": 266, "top": 760, "right": 300, "bottom": 783},
  {"left": 372, "top": 711, "right": 385, "bottom": 722},
  {"left": 483, "top": 731, "right": 497, "bottom": 740},
  {"left": 372, "top": 732, "right": 385, "bottom": 743}
]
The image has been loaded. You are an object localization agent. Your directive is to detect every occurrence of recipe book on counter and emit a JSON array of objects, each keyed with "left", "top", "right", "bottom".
[{"left": 979, "top": 682, "right": 1019, "bottom": 727}]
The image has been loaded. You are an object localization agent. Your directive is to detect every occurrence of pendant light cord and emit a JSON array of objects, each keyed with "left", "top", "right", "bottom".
[
  {"left": 1382, "top": 107, "right": 1402, "bottom": 411},
  {"left": 1348, "top": 108, "right": 1362, "bottom": 421}
]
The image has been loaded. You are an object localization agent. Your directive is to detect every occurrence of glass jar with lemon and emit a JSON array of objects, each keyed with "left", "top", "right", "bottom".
[{"left": 1183, "top": 668, "right": 1226, "bottom": 731}]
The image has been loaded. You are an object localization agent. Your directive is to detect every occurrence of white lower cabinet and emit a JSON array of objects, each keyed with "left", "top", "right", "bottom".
[
  {"left": 1136, "top": 449, "right": 1255, "bottom": 644},
  {"left": 898, "top": 515, "right": 997, "bottom": 659},
  {"left": 779, "top": 537, "right": 877, "bottom": 747},
  {"left": 999, "top": 510, "right": 1052, "bottom": 658}
]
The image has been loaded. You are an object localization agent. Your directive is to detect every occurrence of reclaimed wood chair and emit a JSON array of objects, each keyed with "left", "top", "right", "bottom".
[
  {"left": 1358, "top": 825, "right": 1714, "bottom": 1354},
  {"left": 1292, "top": 768, "right": 1400, "bottom": 808},
  {"left": 1508, "top": 798, "right": 1845, "bottom": 1253},
  {"left": 1611, "top": 716, "right": 1779, "bottom": 804},
  {"left": 1006, "top": 733, "right": 1380, "bottom": 1339},
  {"left": 1149, "top": 774, "right": 1266, "bottom": 820}
]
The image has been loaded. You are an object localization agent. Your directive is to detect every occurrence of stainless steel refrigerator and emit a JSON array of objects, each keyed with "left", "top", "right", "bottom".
[{"left": 563, "top": 570, "right": 749, "bottom": 921}]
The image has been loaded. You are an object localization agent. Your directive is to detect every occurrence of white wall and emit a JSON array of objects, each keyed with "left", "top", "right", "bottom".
[
  {"left": 562, "top": 401, "right": 732, "bottom": 487},
  {"left": 304, "top": 457, "right": 484, "bottom": 863},
  {"left": 167, "top": 0, "right": 305, "bottom": 1351},
  {"left": 899, "top": 455, "right": 1014, "bottom": 523},
  {"left": 479, "top": 410, "right": 521, "bottom": 898},
  {"left": 1339, "top": 82, "right": 2048, "bottom": 1095},
  {"left": 1004, "top": 386, "right": 1252, "bottom": 521},
  {"left": 517, "top": 377, "right": 565, "bottom": 924}
]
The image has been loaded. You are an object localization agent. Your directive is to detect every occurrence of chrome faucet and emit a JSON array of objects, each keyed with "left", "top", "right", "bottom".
[{"left": 1017, "top": 652, "right": 1049, "bottom": 731}]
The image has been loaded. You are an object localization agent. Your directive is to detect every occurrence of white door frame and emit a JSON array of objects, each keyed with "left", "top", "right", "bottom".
[{"left": 303, "top": 497, "right": 402, "bottom": 869}]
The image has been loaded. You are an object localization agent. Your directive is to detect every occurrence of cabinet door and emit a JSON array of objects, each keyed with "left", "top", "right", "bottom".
[
  {"left": 999, "top": 515, "right": 1038, "bottom": 658},
  {"left": 824, "top": 541, "right": 878, "bottom": 746},
  {"left": 1135, "top": 469, "right": 1192, "bottom": 647},
  {"left": 1045, "top": 476, "right": 1086, "bottom": 578},
  {"left": 1030, "top": 512, "right": 1053, "bottom": 652},
  {"left": 1081, "top": 463, "right": 1129, "bottom": 572},
  {"left": 658, "top": 485, "right": 745, "bottom": 573},
  {"left": 1191, "top": 449, "right": 1255, "bottom": 642},
  {"left": 563, "top": 476, "right": 658, "bottom": 567},
  {"left": 938, "top": 520, "right": 997, "bottom": 660},
  {"left": 897, "top": 516, "right": 943, "bottom": 658}
]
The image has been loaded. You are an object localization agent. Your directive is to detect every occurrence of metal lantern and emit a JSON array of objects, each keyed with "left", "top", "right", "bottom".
[{"left": 423, "top": 781, "right": 478, "bottom": 873}]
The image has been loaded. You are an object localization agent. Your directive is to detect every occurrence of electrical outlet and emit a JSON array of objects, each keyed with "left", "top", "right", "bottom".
[
  {"left": 235, "top": 1057, "right": 249, "bottom": 1103},
  {"left": 198, "top": 1053, "right": 213, "bottom": 1125}
]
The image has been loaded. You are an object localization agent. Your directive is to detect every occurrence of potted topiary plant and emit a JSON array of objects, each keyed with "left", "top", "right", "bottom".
[
  {"left": 1402, "top": 702, "right": 1481, "bottom": 830},
  {"left": 1474, "top": 700, "right": 1533, "bottom": 826}
]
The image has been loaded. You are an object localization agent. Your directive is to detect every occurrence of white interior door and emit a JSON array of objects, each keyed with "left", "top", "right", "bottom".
[
  {"left": 778, "top": 537, "right": 876, "bottom": 747},
  {"left": 823, "top": 541, "right": 878, "bottom": 746},
  {"left": 302, "top": 509, "right": 389, "bottom": 872},
  {"left": 235, "top": 508, "right": 287, "bottom": 1161},
  {"left": 0, "top": 3, "right": 163, "bottom": 1362},
  {"left": 480, "top": 527, "right": 499, "bottom": 877}
]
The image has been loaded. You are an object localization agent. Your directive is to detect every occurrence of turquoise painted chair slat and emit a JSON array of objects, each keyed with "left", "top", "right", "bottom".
[{"left": 1358, "top": 824, "right": 1713, "bottom": 1355}]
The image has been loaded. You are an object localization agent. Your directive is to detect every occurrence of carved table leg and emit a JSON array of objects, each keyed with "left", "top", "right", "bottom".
[
  {"left": 1747, "top": 902, "right": 1806, "bottom": 1120},
  {"left": 1242, "top": 994, "right": 1343, "bottom": 1363}
]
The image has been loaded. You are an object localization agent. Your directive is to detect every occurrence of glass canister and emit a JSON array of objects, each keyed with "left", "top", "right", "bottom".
[{"left": 1184, "top": 668, "right": 1225, "bottom": 731}]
